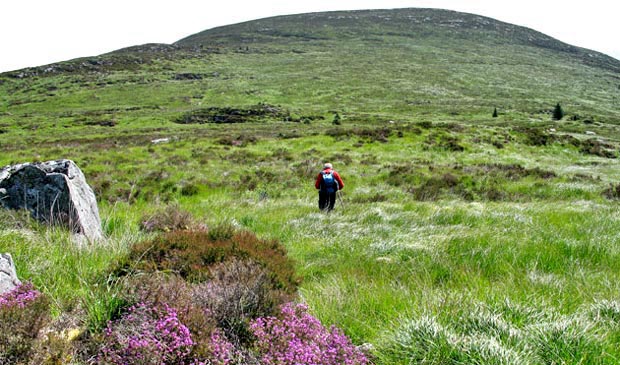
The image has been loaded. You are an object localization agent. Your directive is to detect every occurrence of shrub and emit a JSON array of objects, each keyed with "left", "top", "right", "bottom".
[
  {"left": 0, "top": 282, "right": 50, "bottom": 365},
  {"left": 521, "top": 128, "right": 555, "bottom": 146},
  {"left": 180, "top": 183, "right": 200, "bottom": 196},
  {"left": 120, "top": 274, "right": 216, "bottom": 356},
  {"left": 579, "top": 138, "right": 617, "bottom": 158},
  {"left": 424, "top": 133, "right": 465, "bottom": 151},
  {"left": 97, "top": 302, "right": 194, "bottom": 365},
  {"left": 602, "top": 183, "right": 620, "bottom": 200},
  {"left": 250, "top": 302, "right": 368, "bottom": 365},
  {"left": 140, "top": 203, "right": 203, "bottom": 232},
  {"left": 409, "top": 173, "right": 459, "bottom": 201},
  {"left": 175, "top": 104, "right": 288, "bottom": 124},
  {"left": 122, "top": 229, "right": 299, "bottom": 292},
  {"left": 192, "top": 258, "right": 292, "bottom": 344},
  {"left": 326, "top": 127, "right": 392, "bottom": 143}
]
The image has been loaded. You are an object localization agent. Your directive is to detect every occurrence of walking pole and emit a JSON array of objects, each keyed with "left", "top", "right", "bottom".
[{"left": 337, "top": 190, "right": 345, "bottom": 209}]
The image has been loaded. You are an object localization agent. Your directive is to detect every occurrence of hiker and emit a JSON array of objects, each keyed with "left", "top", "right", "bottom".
[{"left": 315, "top": 163, "right": 344, "bottom": 212}]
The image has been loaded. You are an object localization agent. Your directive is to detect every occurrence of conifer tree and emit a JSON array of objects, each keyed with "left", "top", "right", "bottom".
[
  {"left": 553, "top": 103, "right": 564, "bottom": 120},
  {"left": 492, "top": 107, "right": 498, "bottom": 118},
  {"left": 332, "top": 112, "right": 341, "bottom": 125}
]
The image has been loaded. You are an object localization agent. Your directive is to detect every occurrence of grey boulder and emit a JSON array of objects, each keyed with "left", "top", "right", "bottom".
[
  {"left": 0, "top": 159, "right": 103, "bottom": 241},
  {"left": 0, "top": 253, "right": 21, "bottom": 295}
]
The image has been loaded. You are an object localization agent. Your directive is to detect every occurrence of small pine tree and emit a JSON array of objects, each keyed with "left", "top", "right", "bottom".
[
  {"left": 332, "top": 112, "right": 341, "bottom": 125},
  {"left": 492, "top": 108, "right": 498, "bottom": 118},
  {"left": 553, "top": 103, "right": 564, "bottom": 120}
]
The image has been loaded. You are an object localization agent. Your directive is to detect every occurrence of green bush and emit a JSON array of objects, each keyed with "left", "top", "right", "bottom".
[{"left": 119, "top": 228, "right": 300, "bottom": 293}]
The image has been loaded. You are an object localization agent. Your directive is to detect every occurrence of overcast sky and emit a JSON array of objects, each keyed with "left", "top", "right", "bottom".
[{"left": 1, "top": 0, "right": 619, "bottom": 73}]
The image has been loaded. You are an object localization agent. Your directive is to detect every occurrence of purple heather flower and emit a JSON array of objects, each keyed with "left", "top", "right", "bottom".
[{"left": 250, "top": 302, "right": 368, "bottom": 365}]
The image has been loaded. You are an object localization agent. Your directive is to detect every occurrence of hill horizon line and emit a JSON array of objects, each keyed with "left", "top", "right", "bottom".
[{"left": 2, "top": 7, "right": 619, "bottom": 75}]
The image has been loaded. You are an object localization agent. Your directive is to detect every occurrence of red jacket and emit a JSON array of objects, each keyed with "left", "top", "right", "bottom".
[{"left": 315, "top": 168, "right": 344, "bottom": 190}]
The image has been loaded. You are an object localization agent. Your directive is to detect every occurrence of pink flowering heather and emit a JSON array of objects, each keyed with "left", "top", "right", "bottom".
[
  {"left": 0, "top": 281, "right": 48, "bottom": 365},
  {"left": 250, "top": 302, "right": 368, "bottom": 365},
  {"left": 208, "top": 329, "right": 237, "bottom": 365},
  {"left": 98, "top": 302, "right": 195, "bottom": 365},
  {"left": 0, "top": 282, "right": 41, "bottom": 309}
]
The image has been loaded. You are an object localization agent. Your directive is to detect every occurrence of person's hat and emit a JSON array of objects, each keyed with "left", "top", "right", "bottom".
[{"left": 324, "top": 163, "right": 333, "bottom": 169}]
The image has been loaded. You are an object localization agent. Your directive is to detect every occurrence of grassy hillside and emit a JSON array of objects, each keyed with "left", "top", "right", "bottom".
[{"left": 1, "top": 7, "right": 620, "bottom": 364}]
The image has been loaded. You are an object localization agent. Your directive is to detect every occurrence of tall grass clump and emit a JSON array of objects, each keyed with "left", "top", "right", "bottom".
[{"left": 139, "top": 203, "right": 205, "bottom": 232}]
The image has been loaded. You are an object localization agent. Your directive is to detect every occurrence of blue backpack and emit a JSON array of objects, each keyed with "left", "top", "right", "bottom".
[{"left": 321, "top": 170, "right": 338, "bottom": 193}]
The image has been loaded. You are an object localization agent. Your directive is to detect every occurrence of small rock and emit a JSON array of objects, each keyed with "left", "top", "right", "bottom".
[
  {"left": 585, "top": 131, "right": 596, "bottom": 135},
  {"left": 151, "top": 138, "right": 170, "bottom": 144}
]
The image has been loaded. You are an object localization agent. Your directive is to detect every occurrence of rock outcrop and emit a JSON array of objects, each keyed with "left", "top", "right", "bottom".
[
  {"left": 0, "top": 253, "right": 20, "bottom": 295},
  {"left": 0, "top": 159, "right": 103, "bottom": 241}
]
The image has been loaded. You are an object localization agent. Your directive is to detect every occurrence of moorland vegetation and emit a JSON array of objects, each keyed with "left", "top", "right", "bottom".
[{"left": 1, "top": 8, "right": 620, "bottom": 365}]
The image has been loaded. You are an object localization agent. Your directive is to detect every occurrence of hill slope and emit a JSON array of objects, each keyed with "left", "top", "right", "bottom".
[
  {"left": 1, "top": 8, "right": 618, "bottom": 125},
  {"left": 177, "top": 8, "right": 619, "bottom": 73}
]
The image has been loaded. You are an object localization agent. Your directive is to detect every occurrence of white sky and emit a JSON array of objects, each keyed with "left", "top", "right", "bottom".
[{"left": 1, "top": 0, "right": 619, "bottom": 73}]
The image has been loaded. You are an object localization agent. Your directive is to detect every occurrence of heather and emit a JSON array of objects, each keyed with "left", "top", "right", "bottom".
[
  {"left": 0, "top": 282, "right": 49, "bottom": 365},
  {"left": 251, "top": 303, "right": 368, "bottom": 365},
  {"left": 97, "top": 303, "right": 194, "bottom": 365},
  {"left": 120, "top": 227, "right": 299, "bottom": 293}
]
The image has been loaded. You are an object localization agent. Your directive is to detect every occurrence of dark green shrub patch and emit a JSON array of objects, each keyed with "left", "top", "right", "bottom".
[
  {"left": 520, "top": 127, "right": 555, "bottom": 146},
  {"left": 386, "top": 163, "right": 421, "bottom": 187},
  {"left": 238, "top": 168, "right": 279, "bottom": 191},
  {"left": 326, "top": 127, "right": 393, "bottom": 143},
  {"left": 424, "top": 132, "right": 465, "bottom": 151},
  {"left": 175, "top": 103, "right": 289, "bottom": 124},
  {"left": 578, "top": 138, "right": 617, "bottom": 158},
  {"left": 409, "top": 173, "right": 461, "bottom": 201},
  {"left": 521, "top": 130, "right": 617, "bottom": 158},
  {"left": 180, "top": 182, "right": 200, "bottom": 196},
  {"left": 466, "top": 163, "right": 556, "bottom": 180},
  {"left": 602, "top": 184, "right": 620, "bottom": 200},
  {"left": 217, "top": 134, "right": 258, "bottom": 147},
  {"left": 121, "top": 228, "right": 300, "bottom": 292},
  {"left": 398, "top": 163, "right": 556, "bottom": 201}
]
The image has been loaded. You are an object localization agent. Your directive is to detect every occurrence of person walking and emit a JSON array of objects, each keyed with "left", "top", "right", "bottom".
[{"left": 315, "top": 163, "right": 344, "bottom": 212}]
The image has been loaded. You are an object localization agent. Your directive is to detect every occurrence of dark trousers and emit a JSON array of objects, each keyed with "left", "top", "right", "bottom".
[{"left": 319, "top": 191, "right": 337, "bottom": 211}]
